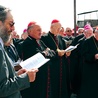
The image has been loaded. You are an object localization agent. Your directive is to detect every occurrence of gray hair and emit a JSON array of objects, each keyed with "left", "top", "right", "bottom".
[
  {"left": 78, "top": 28, "right": 84, "bottom": 32},
  {"left": 0, "top": 5, "right": 11, "bottom": 22},
  {"left": 0, "top": 5, "right": 11, "bottom": 43}
]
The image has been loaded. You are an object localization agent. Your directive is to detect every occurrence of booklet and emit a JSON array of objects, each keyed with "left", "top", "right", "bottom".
[
  {"left": 20, "top": 52, "right": 50, "bottom": 70},
  {"left": 65, "top": 44, "right": 79, "bottom": 52}
]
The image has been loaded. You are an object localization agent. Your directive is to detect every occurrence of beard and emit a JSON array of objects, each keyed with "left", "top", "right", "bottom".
[{"left": 0, "top": 26, "right": 11, "bottom": 43}]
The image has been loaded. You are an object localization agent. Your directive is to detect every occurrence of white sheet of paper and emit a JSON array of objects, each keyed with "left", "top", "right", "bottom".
[
  {"left": 20, "top": 52, "right": 50, "bottom": 69},
  {"left": 65, "top": 44, "right": 79, "bottom": 52}
]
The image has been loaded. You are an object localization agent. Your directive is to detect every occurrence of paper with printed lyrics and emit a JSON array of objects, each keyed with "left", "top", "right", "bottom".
[
  {"left": 20, "top": 52, "right": 50, "bottom": 69},
  {"left": 65, "top": 44, "right": 79, "bottom": 52}
]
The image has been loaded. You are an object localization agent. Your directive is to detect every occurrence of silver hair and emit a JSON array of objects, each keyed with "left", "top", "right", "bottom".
[
  {"left": 0, "top": 5, "right": 11, "bottom": 43},
  {"left": 0, "top": 8, "right": 11, "bottom": 22},
  {"left": 78, "top": 28, "right": 84, "bottom": 32}
]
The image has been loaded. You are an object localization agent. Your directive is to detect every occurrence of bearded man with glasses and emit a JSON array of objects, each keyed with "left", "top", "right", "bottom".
[{"left": 0, "top": 5, "right": 38, "bottom": 98}]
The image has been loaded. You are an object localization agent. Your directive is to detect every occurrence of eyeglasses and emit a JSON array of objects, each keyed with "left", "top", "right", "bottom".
[
  {"left": 66, "top": 30, "right": 72, "bottom": 32},
  {"left": 9, "top": 22, "right": 15, "bottom": 27}
]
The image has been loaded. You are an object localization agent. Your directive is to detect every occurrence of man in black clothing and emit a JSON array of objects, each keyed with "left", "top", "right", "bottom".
[
  {"left": 70, "top": 24, "right": 93, "bottom": 96},
  {"left": 0, "top": 5, "right": 38, "bottom": 98},
  {"left": 21, "top": 21, "right": 56, "bottom": 98},
  {"left": 41, "top": 19, "right": 71, "bottom": 98}
]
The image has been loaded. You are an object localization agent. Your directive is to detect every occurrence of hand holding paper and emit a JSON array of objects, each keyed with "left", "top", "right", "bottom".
[
  {"left": 26, "top": 68, "right": 38, "bottom": 82},
  {"left": 65, "top": 51, "right": 71, "bottom": 56},
  {"left": 65, "top": 44, "right": 79, "bottom": 52},
  {"left": 20, "top": 52, "right": 50, "bottom": 70},
  {"left": 57, "top": 49, "right": 65, "bottom": 56}
]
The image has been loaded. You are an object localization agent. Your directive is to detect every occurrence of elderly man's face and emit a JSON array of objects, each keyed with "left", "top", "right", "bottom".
[
  {"left": 52, "top": 23, "right": 62, "bottom": 35},
  {"left": 84, "top": 29, "right": 93, "bottom": 38},
  {"left": 65, "top": 27, "right": 72, "bottom": 36},
  {"left": 0, "top": 11, "right": 15, "bottom": 43},
  {"left": 30, "top": 24, "right": 42, "bottom": 40}
]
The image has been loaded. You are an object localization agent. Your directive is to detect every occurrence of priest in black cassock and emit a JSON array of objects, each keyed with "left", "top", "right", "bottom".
[
  {"left": 20, "top": 21, "right": 56, "bottom": 98},
  {"left": 41, "top": 19, "right": 71, "bottom": 98},
  {"left": 70, "top": 24, "right": 94, "bottom": 96},
  {"left": 77, "top": 27, "right": 98, "bottom": 98}
]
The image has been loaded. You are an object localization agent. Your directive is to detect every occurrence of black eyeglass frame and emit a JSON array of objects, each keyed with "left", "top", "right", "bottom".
[{"left": 9, "top": 22, "right": 15, "bottom": 27}]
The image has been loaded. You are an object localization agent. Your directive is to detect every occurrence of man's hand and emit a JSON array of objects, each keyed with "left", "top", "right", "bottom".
[
  {"left": 26, "top": 68, "right": 38, "bottom": 82},
  {"left": 17, "top": 68, "right": 38, "bottom": 82},
  {"left": 43, "top": 48, "right": 56, "bottom": 58},
  {"left": 65, "top": 51, "right": 71, "bottom": 57},
  {"left": 95, "top": 54, "right": 98, "bottom": 59},
  {"left": 17, "top": 68, "right": 27, "bottom": 75},
  {"left": 57, "top": 49, "right": 65, "bottom": 56}
]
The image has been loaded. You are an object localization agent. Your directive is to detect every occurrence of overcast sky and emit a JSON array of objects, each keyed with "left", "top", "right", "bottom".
[{"left": 0, "top": 0, "right": 98, "bottom": 35}]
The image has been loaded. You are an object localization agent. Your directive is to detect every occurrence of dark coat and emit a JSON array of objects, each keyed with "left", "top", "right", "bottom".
[
  {"left": 70, "top": 36, "right": 85, "bottom": 94},
  {"left": 72, "top": 34, "right": 84, "bottom": 46},
  {"left": 21, "top": 36, "right": 55, "bottom": 98},
  {"left": 41, "top": 32, "right": 71, "bottom": 98},
  {"left": 77, "top": 36, "right": 98, "bottom": 98}
]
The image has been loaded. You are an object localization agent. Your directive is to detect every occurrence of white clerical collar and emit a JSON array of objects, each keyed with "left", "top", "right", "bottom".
[{"left": 0, "top": 37, "right": 4, "bottom": 48}]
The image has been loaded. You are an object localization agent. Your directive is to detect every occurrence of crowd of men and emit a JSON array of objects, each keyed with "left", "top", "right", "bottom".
[{"left": 0, "top": 4, "right": 98, "bottom": 98}]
